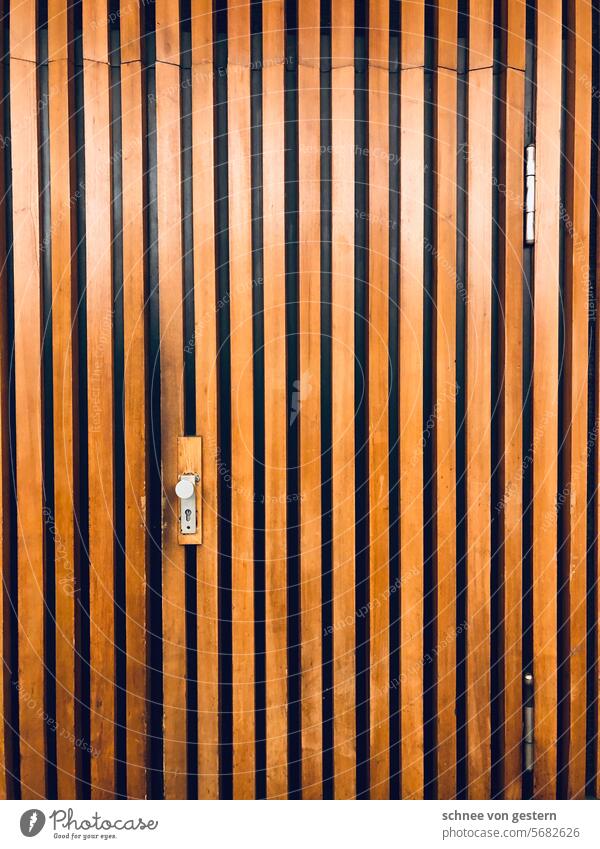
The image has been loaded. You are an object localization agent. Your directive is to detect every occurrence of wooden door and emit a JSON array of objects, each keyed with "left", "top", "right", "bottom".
[{"left": 0, "top": 0, "right": 599, "bottom": 801}]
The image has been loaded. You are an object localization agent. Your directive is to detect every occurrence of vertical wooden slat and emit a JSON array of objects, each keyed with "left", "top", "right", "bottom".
[
  {"left": 0, "top": 21, "right": 9, "bottom": 798},
  {"left": 506, "top": 0, "right": 527, "bottom": 72},
  {"left": 399, "top": 0, "right": 424, "bottom": 799},
  {"left": 155, "top": 52, "right": 187, "bottom": 797},
  {"left": 263, "top": 0, "right": 288, "bottom": 800},
  {"left": 120, "top": 0, "right": 141, "bottom": 64},
  {"left": 435, "top": 0, "right": 457, "bottom": 801},
  {"left": 565, "top": 0, "right": 592, "bottom": 800},
  {"left": 10, "top": 2, "right": 47, "bottom": 800},
  {"left": 297, "top": 0, "right": 322, "bottom": 799},
  {"left": 82, "top": 0, "right": 115, "bottom": 798},
  {"left": 465, "top": 0, "right": 493, "bottom": 800},
  {"left": 156, "top": 0, "right": 180, "bottom": 66},
  {"left": 502, "top": 63, "right": 525, "bottom": 800},
  {"left": 331, "top": 0, "right": 356, "bottom": 799},
  {"left": 227, "top": 0, "right": 255, "bottom": 800},
  {"left": 191, "top": 0, "right": 220, "bottom": 800},
  {"left": 532, "top": 0, "right": 562, "bottom": 800},
  {"left": 48, "top": 0, "right": 77, "bottom": 800},
  {"left": 120, "top": 0, "right": 147, "bottom": 800},
  {"left": 368, "top": 0, "right": 390, "bottom": 801}
]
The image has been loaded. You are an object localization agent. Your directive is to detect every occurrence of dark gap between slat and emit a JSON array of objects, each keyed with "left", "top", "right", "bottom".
[
  {"left": 423, "top": 0, "right": 437, "bottom": 800},
  {"left": 490, "top": 0, "right": 506, "bottom": 799},
  {"left": 36, "top": 0, "right": 57, "bottom": 800},
  {"left": 388, "top": 0, "right": 401, "bottom": 800},
  {"left": 250, "top": 0, "right": 267, "bottom": 800},
  {"left": 521, "top": 0, "right": 537, "bottom": 801},
  {"left": 214, "top": 0, "right": 233, "bottom": 800},
  {"left": 108, "top": 2, "right": 127, "bottom": 800},
  {"left": 455, "top": 0, "right": 469, "bottom": 800},
  {"left": 557, "top": 0, "right": 571, "bottom": 800},
  {"left": 140, "top": 0, "right": 164, "bottom": 800},
  {"left": 284, "top": 0, "right": 302, "bottom": 800},
  {"left": 73, "top": 0, "right": 92, "bottom": 799},
  {"left": 320, "top": 0, "right": 334, "bottom": 800},
  {"left": 179, "top": 0, "right": 199, "bottom": 800},
  {"left": 354, "top": 0, "right": 370, "bottom": 800}
]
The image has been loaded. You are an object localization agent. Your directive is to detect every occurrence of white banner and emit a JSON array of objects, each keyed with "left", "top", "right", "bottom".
[{"left": 0, "top": 799, "right": 598, "bottom": 848}]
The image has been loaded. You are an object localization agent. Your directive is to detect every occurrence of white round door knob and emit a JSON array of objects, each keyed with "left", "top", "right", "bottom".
[{"left": 175, "top": 478, "right": 194, "bottom": 500}]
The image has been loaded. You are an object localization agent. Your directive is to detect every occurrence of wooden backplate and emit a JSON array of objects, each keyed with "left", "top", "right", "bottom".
[{"left": 177, "top": 436, "right": 203, "bottom": 545}]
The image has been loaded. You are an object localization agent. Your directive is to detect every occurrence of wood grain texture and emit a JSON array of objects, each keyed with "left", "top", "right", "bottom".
[
  {"left": 155, "top": 60, "right": 187, "bottom": 799},
  {"left": 565, "top": 0, "right": 592, "bottom": 800},
  {"left": 121, "top": 52, "right": 148, "bottom": 799},
  {"left": 368, "top": 0, "right": 390, "bottom": 800},
  {"left": 438, "top": 0, "right": 458, "bottom": 71},
  {"left": 399, "top": 4, "right": 425, "bottom": 794},
  {"left": 298, "top": 0, "right": 322, "bottom": 800},
  {"left": 435, "top": 53, "right": 458, "bottom": 799},
  {"left": 48, "top": 0, "right": 78, "bottom": 798},
  {"left": 532, "top": 0, "right": 562, "bottom": 800},
  {"left": 227, "top": 0, "right": 255, "bottom": 799},
  {"left": 120, "top": 0, "right": 141, "bottom": 64},
  {"left": 263, "top": 0, "right": 288, "bottom": 800},
  {"left": 3, "top": 0, "right": 599, "bottom": 803},
  {"left": 507, "top": 0, "right": 527, "bottom": 72},
  {"left": 0, "top": 36, "right": 9, "bottom": 802},
  {"left": 465, "top": 61, "right": 493, "bottom": 801},
  {"left": 155, "top": 0, "right": 180, "bottom": 65},
  {"left": 83, "top": 51, "right": 116, "bottom": 799},
  {"left": 502, "top": 67, "right": 525, "bottom": 801},
  {"left": 331, "top": 0, "right": 356, "bottom": 800},
  {"left": 192, "top": 0, "right": 220, "bottom": 800},
  {"left": 10, "top": 53, "right": 47, "bottom": 801}
]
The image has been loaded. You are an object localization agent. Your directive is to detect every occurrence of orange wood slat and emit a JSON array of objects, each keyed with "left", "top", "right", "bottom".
[
  {"left": 565, "top": 0, "right": 592, "bottom": 801},
  {"left": 331, "top": 0, "right": 356, "bottom": 800},
  {"left": 502, "top": 66, "right": 525, "bottom": 801},
  {"left": 9, "top": 52, "right": 47, "bottom": 801},
  {"left": 10, "top": 0, "right": 36, "bottom": 62},
  {"left": 227, "top": 0, "right": 255, "bottom": 800},
  {"left": 120, "top": 0, "right": 142, "bottom": 64},
  {"left": 82, "top": 0, "right": 108, "bottom": 63},
  {"left": 263, "top": 0, "right": 288, "bottom": 800},
  {"left": 435, "top": 2, "right": 458, "bottom": 800},
  {"left": 48, "top": 0, "right": 78, "bottom": 800},
  {"left": 155, "top": 0, "right": 180, "bottom": 65},
  {"left": 507, "top": 0, "right": 527, "bottom": 72},
  {"left": 0, "top": 39, "right": 9, "bottom": 802},
  {"left": 401, "top": 0, "right": 425, "bottom": 70},
  {"left": 469, "top": 0, "right": 494, "bottom": 70},
  {"left": 532, "top": 0, "right": 562, "bottom": 800},
  {"left": 465, "top": 15, "right": 494, "bottom": 796},
  {"left": 191, "top": 0, "right": 220, "bottom": 800},
  {"left": 438, "top": 0, "right": 458, "bottom": 71},
  {"left": 155, "top": 61, "right": 187, "bottom": 799},
  {"left": 297, "top": 0, "right": 322, "bottom": 800},
  {"left": 399, "top": 1, "right": 425, "bottom": 796},
  {"left": 82, "top": 45, "right": 116, "bottom": 800},
  {"left": 121, "top": 47, "right": 148, "bottom": 798},
  {"left": 368, "top": 0, "right": 390, "bottom": 801}
]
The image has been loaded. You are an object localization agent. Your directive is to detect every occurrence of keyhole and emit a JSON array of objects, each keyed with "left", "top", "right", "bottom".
[{"left": 185, "top": 508, "right": 192, "bottom": 529}]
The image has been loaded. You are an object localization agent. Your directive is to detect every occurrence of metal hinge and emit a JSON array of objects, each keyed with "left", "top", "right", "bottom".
[
  {"left": 525, "top": 144, "right": 536, "bottom": 245},
  {"left": 523, "top": 671, "right": 534, "bottom": 772}
]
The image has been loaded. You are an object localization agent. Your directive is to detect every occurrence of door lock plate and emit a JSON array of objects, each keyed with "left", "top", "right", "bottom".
[{"left": 176, "top": 436, "right": 203, "bottom": 545}]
